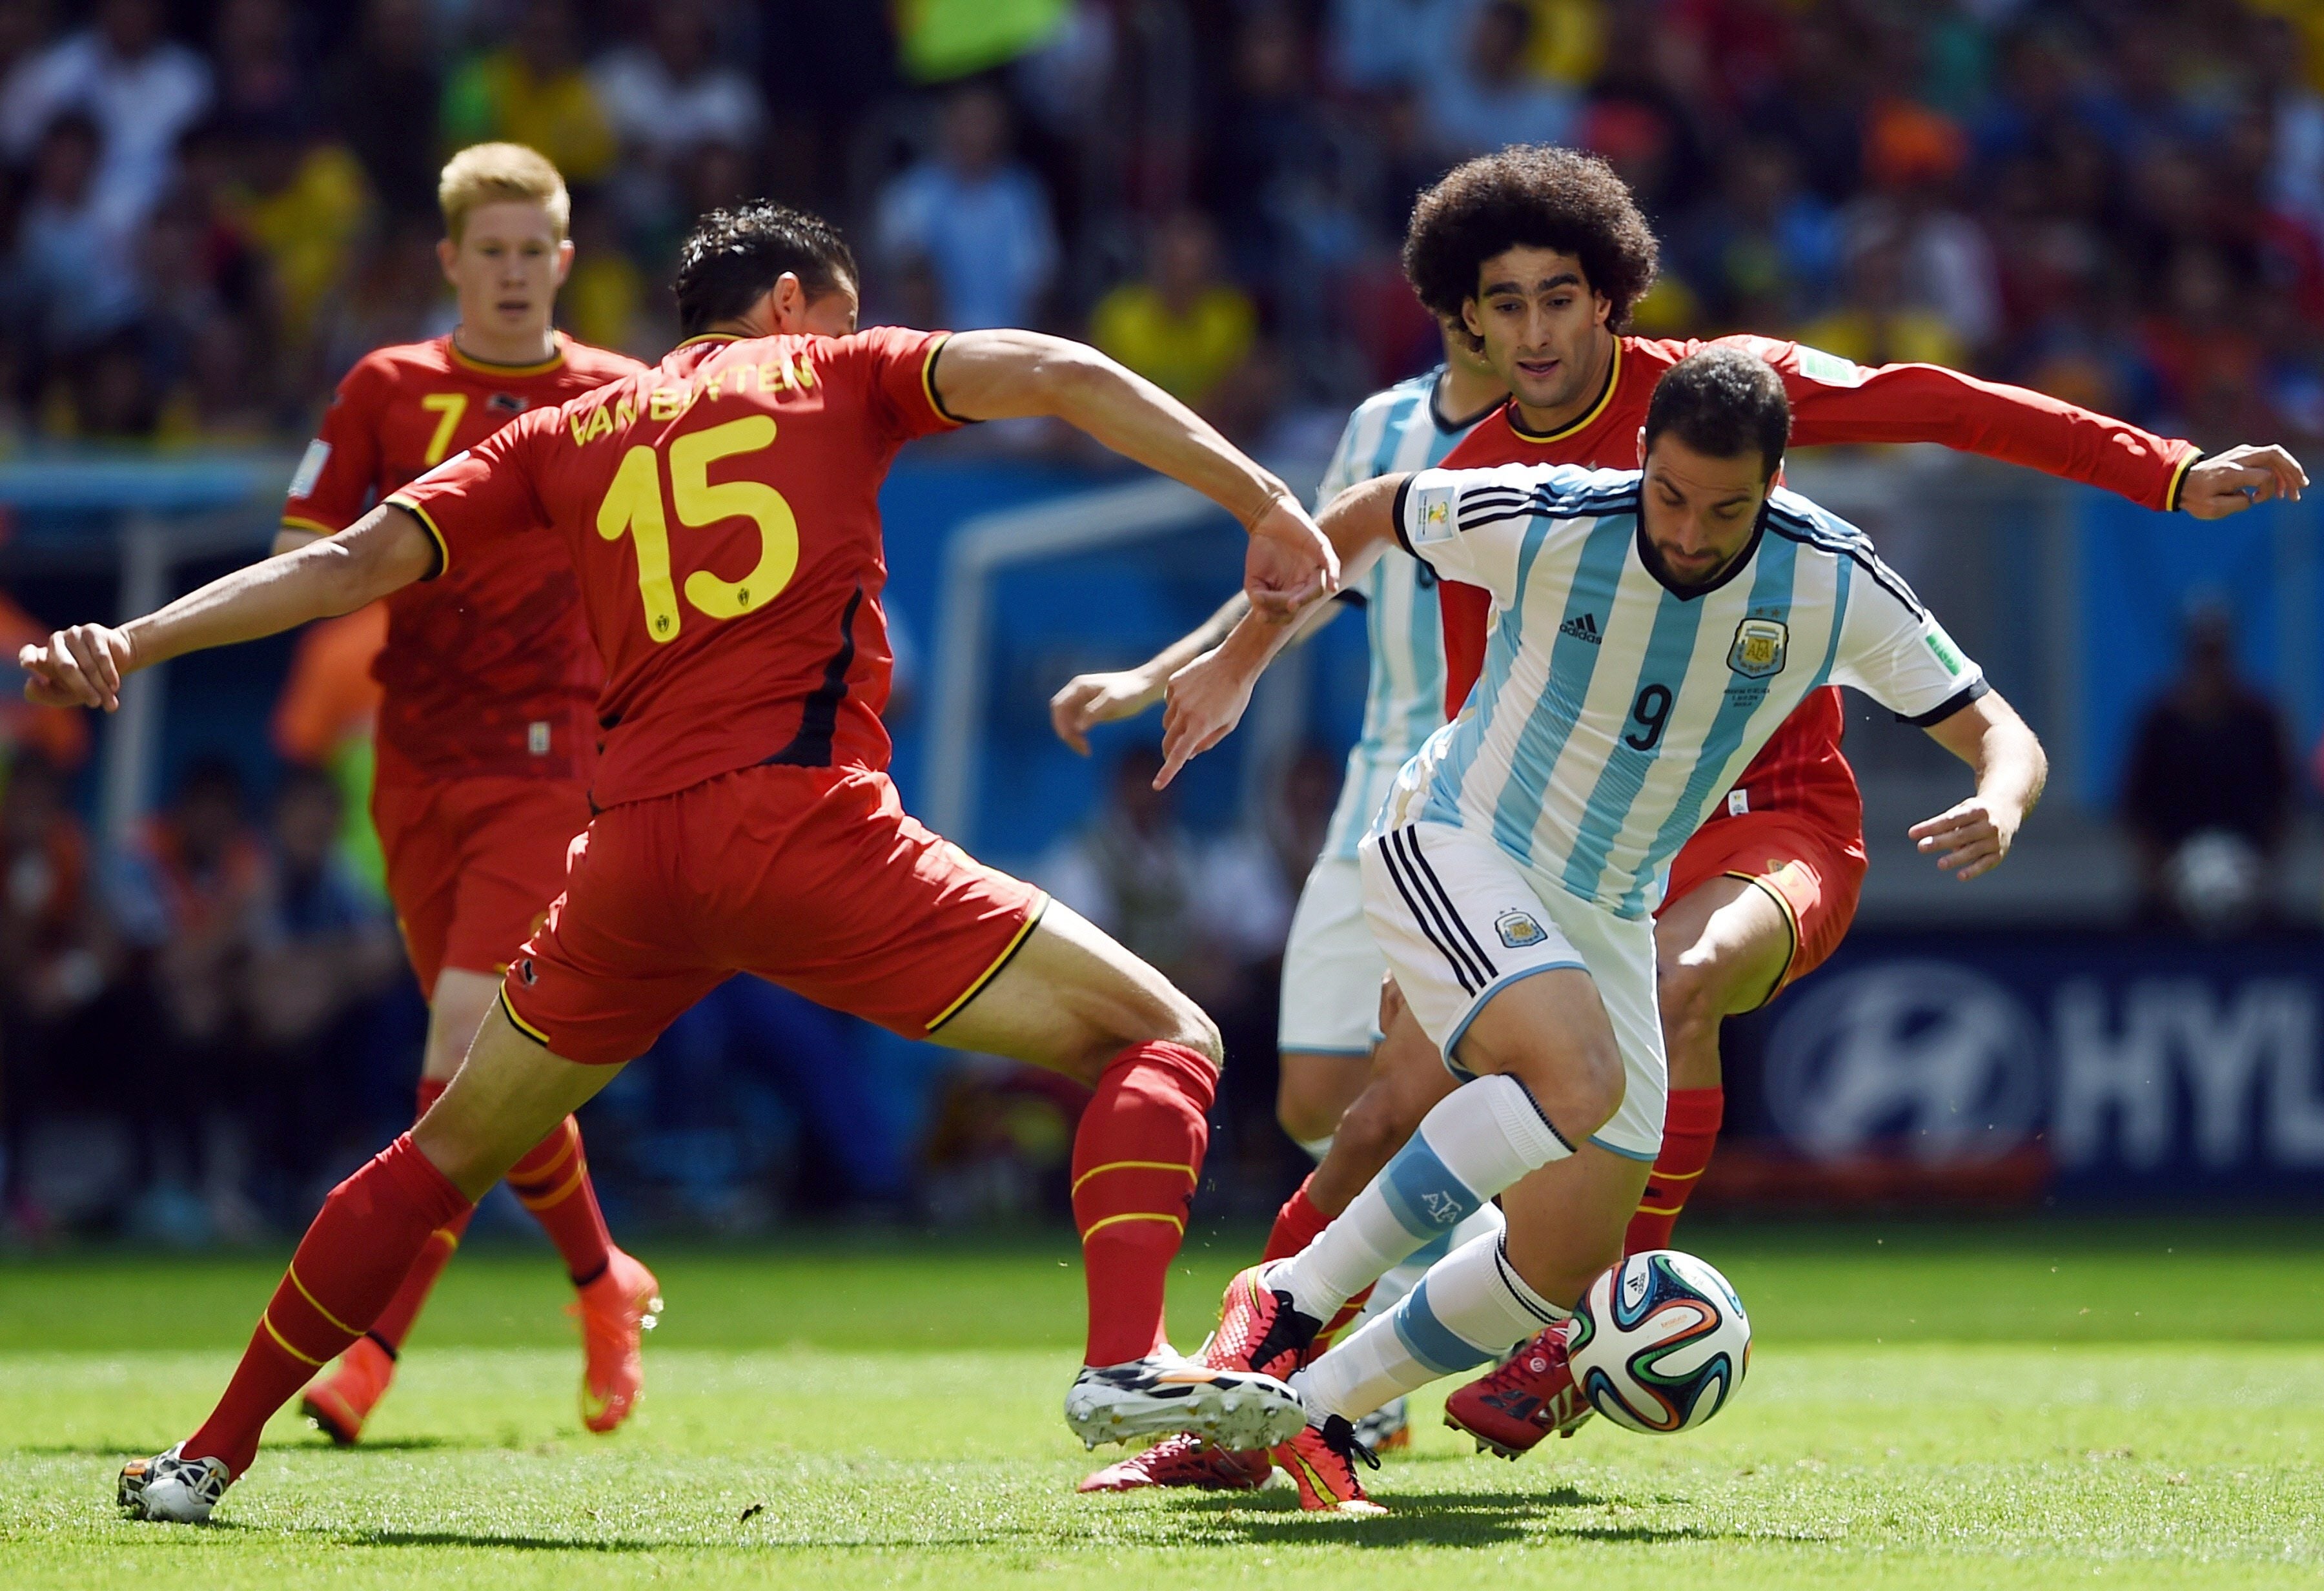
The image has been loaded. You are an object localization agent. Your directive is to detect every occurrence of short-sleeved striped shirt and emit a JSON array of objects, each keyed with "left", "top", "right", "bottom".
[
  {"left": 1379, "top": 462, "right": 1988, "bottom": 918},
  {"left": 1314, "top": 369, "right": 1493, "bottom": 859}
]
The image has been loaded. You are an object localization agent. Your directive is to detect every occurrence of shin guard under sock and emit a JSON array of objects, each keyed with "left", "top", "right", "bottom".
[
  {"left": 1624, "top": 1087, "right": 1724, "bottom": 1255},
  {"left": 185, "top": 1135, "right": 471, "bottom": 1475},
  {"left": 1071, "top": 1041, "right": 1215, "bottom": 1366},
  {"left": 1276, "top": 1074, "right": 1569, "bottom": 1323},
  {"left": 1301, "top": 1227, "right": 1567, "bottom": 1424}
]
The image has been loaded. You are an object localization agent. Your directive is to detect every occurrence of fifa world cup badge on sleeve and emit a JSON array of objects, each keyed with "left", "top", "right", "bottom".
[
  {"left": 1410, "top": 481, "right": 1460, "bottom": 547},
  {"left": 1728, "top": 617, "right": 1789, "bottom": 680}
]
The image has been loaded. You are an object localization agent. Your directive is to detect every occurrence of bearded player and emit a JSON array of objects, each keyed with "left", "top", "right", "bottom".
[
  {"left": 23, "top": 200, "right": 1338, "bottom": 1523},
  {"left": 275, "top": 143, "right": 655, "bottom": 1444},
  {"left": 1074, "top": 143, "right": 2307, "bottom": 1485}
]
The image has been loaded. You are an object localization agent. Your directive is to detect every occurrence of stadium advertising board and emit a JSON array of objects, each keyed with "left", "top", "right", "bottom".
[{"left": 1714, "top": 933, "right": 2324, "bottom": 1204}]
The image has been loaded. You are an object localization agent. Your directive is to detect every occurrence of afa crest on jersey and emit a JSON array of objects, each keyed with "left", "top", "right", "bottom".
[
  {"left": 1494, "top": 908, "right": 1548, "bottom": 949},
  {"left": 1728, "top": 617, "right": 1789, "bottom": 679}
]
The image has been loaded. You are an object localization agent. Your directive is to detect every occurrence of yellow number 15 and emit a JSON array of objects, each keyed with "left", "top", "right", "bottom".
[{"left": 595, "top": 415, "right": 799, "bottom": 643}]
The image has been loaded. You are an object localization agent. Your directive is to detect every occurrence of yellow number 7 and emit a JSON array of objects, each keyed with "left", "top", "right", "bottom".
[
  {"left": 596, "top": 416, "right": 799, "bottom": 644},
  {"left": 419, "top": 393, "right": 469, "bottom": 465}
]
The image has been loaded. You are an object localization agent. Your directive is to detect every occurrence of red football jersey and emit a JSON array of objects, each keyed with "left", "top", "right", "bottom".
[
  {"left": 1434, "top": 336, "right": 2199, "bottom": 834},
  {"left": 389, "top": 326, "right": 961, "bottom": 809},
  {"left": 283, "top": 332, "right": 647, "bottom": 779}
]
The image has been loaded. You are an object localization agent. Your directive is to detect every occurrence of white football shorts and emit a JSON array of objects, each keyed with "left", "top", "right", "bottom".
[
  {"left": 1357, "top": 819, "right": 1665, "bottom": 1162},
  {"left": 1278, "top": 854, "right": 1387, "bottom": 1056}
]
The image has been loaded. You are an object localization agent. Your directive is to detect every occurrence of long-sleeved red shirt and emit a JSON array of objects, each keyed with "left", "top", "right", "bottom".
[{"left": 1432, "top": 334, "right": 2197, "bottom": 846}]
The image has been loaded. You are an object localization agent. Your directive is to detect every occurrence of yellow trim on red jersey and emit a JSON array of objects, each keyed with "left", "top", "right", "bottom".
[
  {"left": 447, "top": 332, "right": 567, "bottom": 378},
  {"left": 921, "top": 332, "right": 968, "bottom": 427},
  {"left": 1507, "top": 337, "right": 1624, "bottom": 444},
  {"left": 2163, "top": 446, "right": 2199, "bottom": 513},
  {"left": 673, "top": 332, "right": 746, "bottom": 350},
  {"left": 279, "top": 514, "right": 340, "bottom": 537},
  {"left": 385, "top": 494, "right": 452, "bottom": 580},
  {"left": 499, "top": 987, "right": 553, "bottom": 1046},
  {"left": 924, "top": 894, "right": 1047, "bottom": 1032}
]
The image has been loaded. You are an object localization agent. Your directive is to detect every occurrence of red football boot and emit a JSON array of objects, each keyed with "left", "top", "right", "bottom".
[
  {"left": 1076, "top": 1433, "right": 1273, "bottom": 1493},
  {"left": 1201, "top": 1264, "right": 1321, "bottom": 1382},
  {"left": 571, "top": 1247, "right": 662, "bottom": 1433},
  {"left": 1271, "top": 1415, "right": 1386, "bottom": 1514},
  {"left": 1442, "top": 1322, "right": 1595, "bottom": 1459},
  {"left": 300, "top": 1335, "right": 396, "bottom": 1446}
]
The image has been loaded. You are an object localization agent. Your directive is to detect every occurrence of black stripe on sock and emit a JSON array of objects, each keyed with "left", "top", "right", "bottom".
[
  {"left": 1502, "top": 1073, "right": 1574, "bottom": 1153},
  {"left": 1492, "top": 1233, "right": 1563, "bottom": 1326},
  {"left": 363, "top": 1331, "right": 400, "bottom": 1360}
]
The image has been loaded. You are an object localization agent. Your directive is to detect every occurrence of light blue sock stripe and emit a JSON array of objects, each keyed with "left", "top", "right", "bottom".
[
  {"left": 1560, "top": 567, "right": 1715, "bottom": 904},
  {"left": 1391, "top": 1275, "right": 1498, "bottom": 1375},
  {"left": 1491, "top": 513, "right": 1636, "bottom": 865},
  {"left": 1377, "top": 1136, "right": 1483, "bottom": 1240},
  {"left": 1619, "top": 531, "right": 1803, "bottom": 916}
]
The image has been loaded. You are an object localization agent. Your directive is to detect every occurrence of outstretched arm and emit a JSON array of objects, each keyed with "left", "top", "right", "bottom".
[
  {"left": 932, "top": 329, "right": 1338, "bottom": 615},
  {"left": 1157, "top": 473, "right": 1404, "bottom": 784},
  {"left": 1753, "top": 337, "right": 2307, "bottom": 515},
  {"left": 1909, "top": 690, "right": 2047, "bottom": 882},
  {"left": 19, "top": 504, "right": 437, "bottom": 711}
]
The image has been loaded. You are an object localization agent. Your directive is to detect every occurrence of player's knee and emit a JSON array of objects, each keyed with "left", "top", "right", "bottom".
[
  {"left": 1332, "top": 1082, "right": 1420, "bottom": 1184},
  {"left": 1148, "top": 987, "right": 1223, "bottom": 1070},
  {"left": 1522, "top": 1029, "right": 1624, "bottom": 1144},
  {"left": 1275, "top": 1078, "right": 1340, "bottom": 1147},
  {"left": 1656, "top": 949, "right": 1731, "bottom": 1056}
]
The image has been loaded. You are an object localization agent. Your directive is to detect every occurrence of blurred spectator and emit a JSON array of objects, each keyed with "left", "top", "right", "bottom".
[
  {"left": 243, "top": 766, "right": 398, "bottom": 1055},
  {"left": 441, "top": 0, "right": 614, "bottom": 186},
  {"left": 269, "top": 604, "right": 387, "bottom": 896},
  {"left": 2122, "top": 603, "right": 2296, "bottom": 934},
  {"left": 1684, "top": 138, "right": 1839, "bottom": 328},
  {"left": 1421, "top": 0, "right": 1576, "bottom": 159},
  {"left": 1090, "top": 210, "right": 1257, "bottom": 415},
  {"left": 209, "top": 0, "right": 309, "bottom": 132},
  {"left": 1795, "top": 220, "right": 1967, "bottom": 371},
  {"left": 0, "top": 0, "right": 210, "bottom": 223},
  {"left": 592, "top": 0, "right": 762, "bottom": 185},
  {"left": 322, "top": 0, "right": 444, "bottom": 223},
  {"left": 226, "top": 118, "right": 374, "bottom": 368},
  {"left": 0, "top": 752, "right": 124, "bottom": 1227},
  {"left": 874, "top": 81, "right": 1057, "bottom": 331},
  {"left": 1038, "top": 743, "right": 1210, "bottom": 991},
  {"left": 7, "top": 111, "right": 141, "bottom": 355}
]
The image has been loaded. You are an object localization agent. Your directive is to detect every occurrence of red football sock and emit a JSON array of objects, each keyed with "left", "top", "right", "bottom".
[
  {"left": 365, "top": 1080, "right": 473, "bottom": 1353},
  {"left": 503, "top": 1115, "right": 614, "bottom": 1287},
  {"left": 1261, "top": 1175, "right": 1334, "bottom": 1263},
  {"left": 1070, "top": 1041, "right": 1214, "bottom": 1367},
  {"left": 1624, "top": 1087, "right": 1724, "bottom": 1255},
  {"left": 185, "top": 1134, "right": 470, "bottom": 1475}
]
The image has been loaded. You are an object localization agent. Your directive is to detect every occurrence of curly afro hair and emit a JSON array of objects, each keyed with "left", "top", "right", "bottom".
[
  {"left": 1402, "top": 146, "right": 1660, "bottom": 340},
  {"left": 674, "top": 202, "right": 856, "bottom": 335}
]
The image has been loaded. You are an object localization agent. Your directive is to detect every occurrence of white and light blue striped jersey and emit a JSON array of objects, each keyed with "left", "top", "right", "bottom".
[
  {"left": 1377, "top": 462, "right": 1988, "bottom": 919},
  {"left": 1315, "top": 368, "right": 1494, "bottom": 859}
]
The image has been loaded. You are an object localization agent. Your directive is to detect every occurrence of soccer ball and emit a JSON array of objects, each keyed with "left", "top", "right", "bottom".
[{"left": 1567, "top": 1249, "right": 1750, "bottom": 1433}]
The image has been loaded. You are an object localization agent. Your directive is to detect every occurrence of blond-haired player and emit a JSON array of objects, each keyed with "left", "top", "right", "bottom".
[{"left": 276, "top": 143, "right": 657, "bottom": 1443}]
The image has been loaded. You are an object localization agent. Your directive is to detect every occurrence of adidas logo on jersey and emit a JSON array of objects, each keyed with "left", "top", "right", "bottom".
[{"left": 1558, "top": 613, "right": 1603, "bottom": 644}]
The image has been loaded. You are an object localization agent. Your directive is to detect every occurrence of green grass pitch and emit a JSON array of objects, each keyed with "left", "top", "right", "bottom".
[{"left": 4, "top": 1219, "right": 2321, "bottom": 1588}]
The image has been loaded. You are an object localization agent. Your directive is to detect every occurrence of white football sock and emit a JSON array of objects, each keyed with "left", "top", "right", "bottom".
[
  {"left": 1360, "top": 1201, "right": 1505, "bottom": 1323},
  {"left": 1293, "top": 1133, "right": 1334, "bottom": 1162},
  {"left": 1300, "top": 1228, "right": 1569, "bottom": 1424},
  {"left": 1275, "top": 1074, "right": 1568, "bottom": 1322}
]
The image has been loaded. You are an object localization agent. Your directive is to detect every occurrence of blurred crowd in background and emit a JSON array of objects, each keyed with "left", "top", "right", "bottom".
[
  {"left": 0, "top": 0, "right": 2319, "bottom": 451},
  {"left": 5, "top": 0, "right": 2324, "bottom": 1244}
]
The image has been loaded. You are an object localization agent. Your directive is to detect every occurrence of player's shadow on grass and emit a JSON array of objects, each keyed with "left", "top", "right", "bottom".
[
  {"left": 1183, "top": 1488, "right": 1732, "bottom": 1548},
  {"left": 342, "top": 1529, "right": 666, "bottom": 1553}
]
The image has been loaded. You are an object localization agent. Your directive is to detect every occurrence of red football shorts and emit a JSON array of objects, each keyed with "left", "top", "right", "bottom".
[
  {"left": 371, "top": 748, "right": 593, "bottom": 1000},
  {"left": 1660, "top": 808, "right": 1867, "bottom": 1009},
  {"left": 500, "top": 763, "right": 1046, "bottom": 1066}
]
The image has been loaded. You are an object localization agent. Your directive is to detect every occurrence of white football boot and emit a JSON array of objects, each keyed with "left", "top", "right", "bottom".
[
  {"left": 118, "top": 1443, "right": 232, "bottom": 1523},
  {"left": 1063, "top": 1352, "right": 1307, "bottom": 1451}
]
